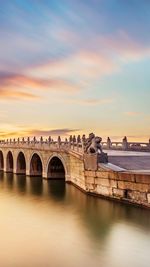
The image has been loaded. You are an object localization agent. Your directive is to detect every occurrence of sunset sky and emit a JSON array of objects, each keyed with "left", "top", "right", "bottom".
[{"left": 0, "top": 0, "right": 150, "bottom": 141}]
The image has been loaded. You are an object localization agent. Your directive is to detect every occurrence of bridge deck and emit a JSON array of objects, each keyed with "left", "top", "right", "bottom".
[{"left": 104, "top": 150, "right": 150, "bottom": 172}]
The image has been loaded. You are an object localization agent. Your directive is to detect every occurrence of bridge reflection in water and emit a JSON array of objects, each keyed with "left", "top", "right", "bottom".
[{"left": 0, "top": 172, "right": 150, "bottom": 267}]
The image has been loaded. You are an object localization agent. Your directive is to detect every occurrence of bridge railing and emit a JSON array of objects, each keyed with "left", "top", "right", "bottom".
[
  {"left": 0, "top": 137, "right": 84, "bottom": 154},
  {"left": 0, "top": 135, "right": 150, "bottom": 152},
  {"left": 101, "top": 138, "right": 150, "bottom": 152}
]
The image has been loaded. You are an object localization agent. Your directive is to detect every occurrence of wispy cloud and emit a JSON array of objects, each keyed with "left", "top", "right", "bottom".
[
  {"left": 98, "top": 31, "right": 150, "bottom": 62},
  {"left": 0, "top": 72, "right": 80, "bottom": 101},
  {"left": 28, "top": 50, "right": 118, "bottom": 80},
  {"left": 124, "top": 111, "right": 141, "bottom": 117},
  {"left": 63, "top": 97, "right": 114, "bottom": 106},
  {"left": 28, "top": 128, "right": 80, "bottom": 137}
]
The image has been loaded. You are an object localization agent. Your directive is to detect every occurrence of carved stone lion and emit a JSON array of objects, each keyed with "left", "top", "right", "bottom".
[
  {"left": 84, "top": 133, "right": 108, "bottom": 163},
  {"left": 85, "top": 133, "right": 102, "bottom": 154}
]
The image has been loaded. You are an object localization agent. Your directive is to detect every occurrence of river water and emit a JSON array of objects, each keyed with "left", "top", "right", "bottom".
[{"left": 0, "top": 172, "right": 150, "bottom": 267}]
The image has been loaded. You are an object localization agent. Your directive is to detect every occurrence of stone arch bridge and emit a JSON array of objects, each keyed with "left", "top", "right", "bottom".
[
  {"left": 0, "top": 138, "right": 86, "bottom": 189},
  {"left": 0, "top": 136, "right": 150, "bottom": 208}
]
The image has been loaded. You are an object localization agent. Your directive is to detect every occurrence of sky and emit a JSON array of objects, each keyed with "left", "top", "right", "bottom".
[{"left": 0, "top": 0, "right": 150, "bottom": 141}]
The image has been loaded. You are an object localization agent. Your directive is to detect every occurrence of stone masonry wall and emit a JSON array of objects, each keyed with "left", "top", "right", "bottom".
[{"left": 84, "top": 167, "right": 150, "bottom": 208}]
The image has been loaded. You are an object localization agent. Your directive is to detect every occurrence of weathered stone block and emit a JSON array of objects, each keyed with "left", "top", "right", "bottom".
[
  {"left": 147, "top": 193, "right": 150, "bottom": 204},
  {"left": 95, "top": 178, "right": 110, "bottom": 187},
  {"left": 127, "top": 191, "right": 147, "bottom": 202},
  {"left": 86, "top": 183, "right": 95, "bottom": 191},
  {"left": 118, "top": 181, "right": 149, "bottom": 192},
  {"left": 86, "top": 176, "right": 95, "bottom": 184},
  {"left": 108, "top": 171, "right": 118, "bottom": 180},
  {"left": 118, "top": 172, "right": 135, "bottom": 182},
  {"left": 113, "top": 188, "right": 125, "bottom": 198},
  {"left": 118, "top": 181, "right": 134, "bottom": 190},
  {"left": 96, "top": 171, "right": 109, "bottom": 179},
  {"left": 133, "top": 183, "right": 149, "bottom": 193},
  {"left": 135, "top": 174, "right": 150, "bottom": 184},
  {"left": 85, "top": 170, "right": 96, "bottom": 177},
  {"left": 110, "top": 179, "right": 117, "bottom": 188},
  {"left": 84, "top": 154, "right": 98, "bottom": 171},
  {"left": 96, "top": 185, "right": 112, "bottom": 196}
]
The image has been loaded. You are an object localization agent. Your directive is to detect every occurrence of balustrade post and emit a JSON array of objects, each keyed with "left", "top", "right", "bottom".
[
  {"left": 40, "top": 136, "right": 43, "bottom": 145},
  {"left": 107, "top": 137, "right": 111, "bottom": 149},
  {"left": 64, "top": 138, "right": 68, "bottom": 148},
  {"left": 81, "top": 134, "right": 86, "bottom": 153},
  {"left": 72, "top": 135, "right": 76, "bottom": 150},
  {"left": 122, "top": 136, "right": 128, "bottom": 150},
  {"left": 27, "top": 137, "right": 30, "bottom": 145},
  {"left": 69, "top": 135, "right": 72, "bottom": 149},
  {"left": 48, "top": 136, "right": 51, "bottom": 145},
  {"left": 33, "top": 136, "right": 36, "bottom": 144},
  {"left": 77, "top": 135, "right": 81, "bottom": 143},
  {"left": 58, "top": 136, "right": 61, "bottom": 148}
]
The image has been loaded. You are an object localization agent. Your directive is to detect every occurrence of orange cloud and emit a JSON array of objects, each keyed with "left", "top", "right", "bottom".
[
  {"left": 0, "top": 89, "right": 39, "bottom": 100},
  {"left": 0, "top": 73, "right": 80, "bottom": 101}
]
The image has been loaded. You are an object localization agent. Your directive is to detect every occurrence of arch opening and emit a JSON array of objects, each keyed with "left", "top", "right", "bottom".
[
  {"left": 30, "top": 153, "right": 43, "bottom": 177},
  {"left": 47, "top": 157, "right": 65, "bottom": 179},
  {"left": 0, "top": 151, "right": 4, "bottom": 171},
  {"left": 16, "top": 152, "right": 26, "bottom": 175},
  {"left": 6, "top": 151, "right": 14, "bottom": 172}
]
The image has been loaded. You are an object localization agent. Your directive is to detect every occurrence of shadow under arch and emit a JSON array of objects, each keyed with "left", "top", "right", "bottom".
[
  {"left": 6, "top": 151, "right": 14, "bottom": 172},
  {"left": 0, "top": 150, "right": 4, "bottom": 170},
  {"left": 47, "top": 156, "right": 65, "bottom": 179},
  {"left": 30, "top": 153, "right": 43, "bottom": 177},
  {"left": 16, "top": 151, "right": 26, "bottom": 175}
]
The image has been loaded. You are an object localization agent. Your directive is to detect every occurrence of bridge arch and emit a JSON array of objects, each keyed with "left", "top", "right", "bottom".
[
  {"left": 0, "top": 151, "right": 4, "bottom": 170},
  {"left": 16, "top": 151, "right": 26, "bottom": 175},
  {"left": 6, "top": 151, "right": 14, "bottom": 172},
  {"left": 30, "top": 152, "right": 43, "bottom": 177},
  {"left": 47, "top": 154, "right": 67, "bottom": 179}
]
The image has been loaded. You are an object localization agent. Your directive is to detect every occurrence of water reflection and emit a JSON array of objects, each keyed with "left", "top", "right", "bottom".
[
  {"left": 0, "top": 172, "right": 149, "bottom": 267},
  {"left": 30, "top": 176, "right": 43, "bottom": 196},
  {"left": 16, "top": 175, "right": 26, "bottom": 194},
  {"left": 47, "top": 179, "right": 66, "bottom": 201}
]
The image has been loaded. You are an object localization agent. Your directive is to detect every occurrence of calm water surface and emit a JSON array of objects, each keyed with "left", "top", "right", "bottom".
[{"left": 0, "top": 172, "right": 150, "bottom": 267}]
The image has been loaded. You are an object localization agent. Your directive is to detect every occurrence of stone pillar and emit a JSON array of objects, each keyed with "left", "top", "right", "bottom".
[
  {"left": 48, "top": 136, "right": 51, "bottom": 144},
  {"left": 58, "top": 136, "right": 61, "bottom": 148},
  {"left": 40, "top": 136, "right": 43, "bottom": 145},
  {"left": 69, "top": 135, "right": 72, "bottom": 148},
  {"left": 27, "top": 137, "right": 30, "bottom": 145},
  {"left": 82, "top": 134, "right": 86, "bottom": 153},
  {"left": 122, "top": 136, "right": 128, "bottom": 150},
  {"left": 77, "top": 135, "right": 81, "bottom": 143},
  {"left": 72, "top": 135, "right": 76, "bottom": 150},
  {"left": 107, "top": 137, "right": 111, "bottom": 149}
]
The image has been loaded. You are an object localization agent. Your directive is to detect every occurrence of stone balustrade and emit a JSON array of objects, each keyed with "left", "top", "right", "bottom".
[{"left": 0, "top": 135, "right": 150, "bottom": 152}]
